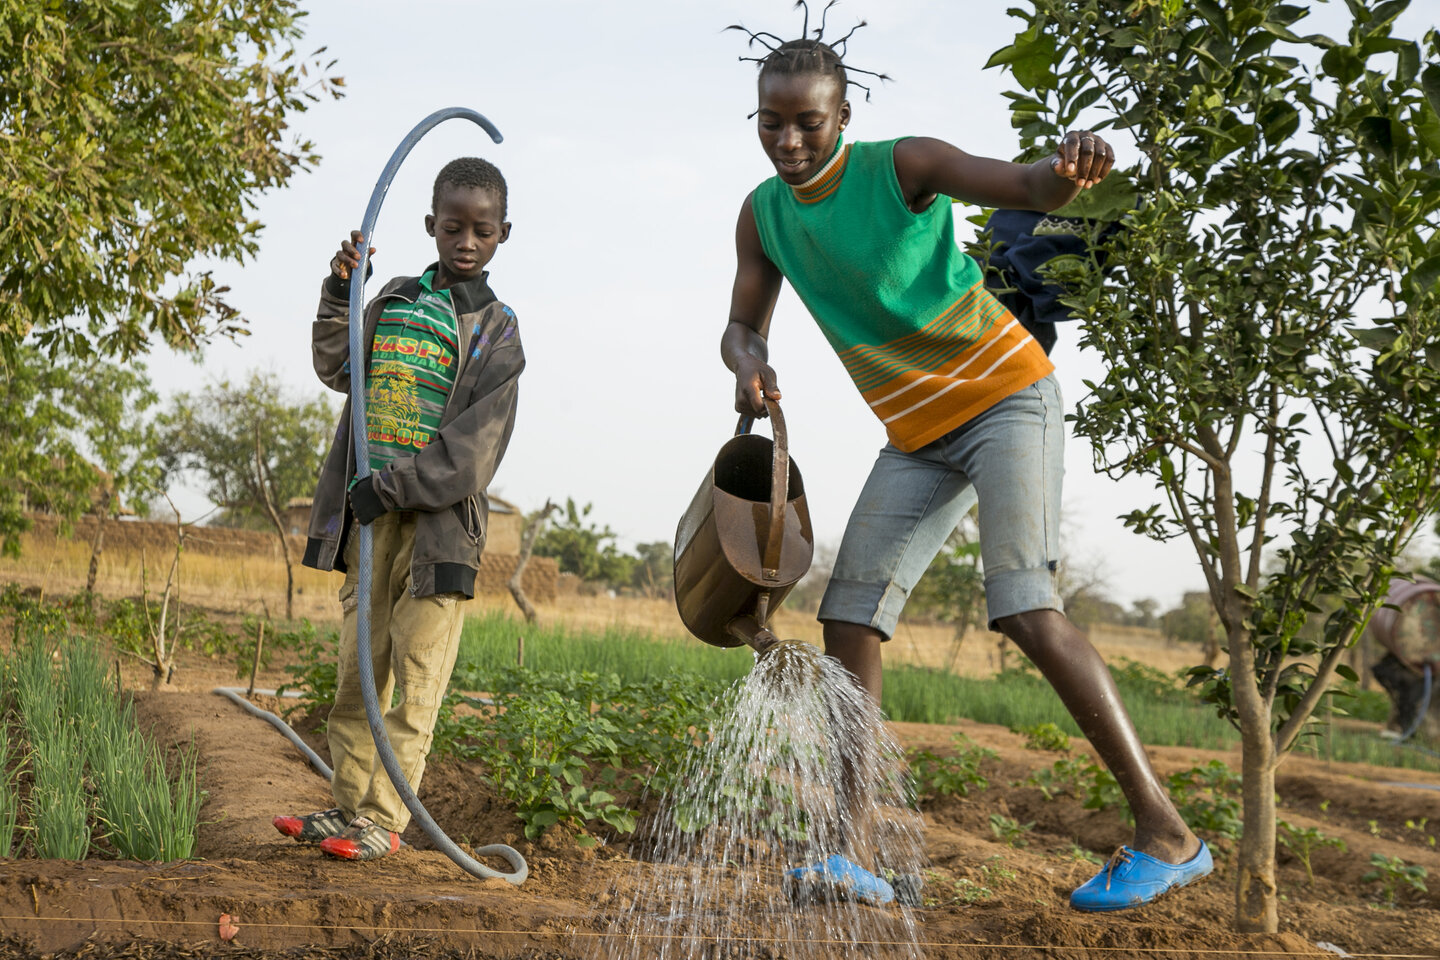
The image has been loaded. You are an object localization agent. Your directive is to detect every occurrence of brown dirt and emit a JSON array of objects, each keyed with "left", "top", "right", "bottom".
[
  {"left": 0, "top": 644, "right": 1436, "bottom": 960},
  {"left": 2, "top": 546, "right": 1438, "bottom": 958}
]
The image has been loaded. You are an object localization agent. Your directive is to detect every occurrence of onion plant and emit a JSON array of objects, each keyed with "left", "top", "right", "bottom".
[{"left": 0, "top": 719, "right": 20, "bottom": 857}]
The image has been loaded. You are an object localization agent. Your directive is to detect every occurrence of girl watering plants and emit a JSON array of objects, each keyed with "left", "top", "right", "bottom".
[{"left": 717, "top": 3, "right": 1210, "bottom": 911}]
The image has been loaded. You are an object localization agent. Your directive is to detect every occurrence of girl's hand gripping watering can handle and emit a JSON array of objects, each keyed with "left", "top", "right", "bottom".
[{"left": 736, "top": 399, "right": 788, "bottom": 581}]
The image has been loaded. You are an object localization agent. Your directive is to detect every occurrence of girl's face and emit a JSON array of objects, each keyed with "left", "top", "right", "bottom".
[{"left": 755, "top": 71, "right": 850, "bottom": 185}]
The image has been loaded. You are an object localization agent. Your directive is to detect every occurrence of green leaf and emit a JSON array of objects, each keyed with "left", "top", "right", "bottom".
[
  {"left": 1322, "top": 46, "right": 1365, "bottom": 84},
  {"left": 1257, "top": 22, "right": 1301, "bottom": 45},
  {"left": 1423, "top": 64, "right": 1440, "bottom": 121},
  {"left": 1194, "top": 0, "right": 1228, "bottom": 32},
  {"left": 1396, "top": 41, "right": 1420, "bottom": 84},
  {"left": 1412, "top": 256, "right": 1440, "bottom": 294},
  {"left": 1356, "top": 116, "right": 1395, "bottom": 159}
]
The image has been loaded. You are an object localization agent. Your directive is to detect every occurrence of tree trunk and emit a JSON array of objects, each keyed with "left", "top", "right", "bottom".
[
  {"left": 508, "top": 501, "right": 556, "bottom": 624},
  {"left": 1226, "top": 612, "right": 1279, "bottom": 933},
  {"left": 1236, "top": 737, "right": 1279, "bottom": 932},
  {"left": 86, "top": 491, "right": 111, "bottom": 611},
  {"left": 254, "top": 430, "right": 295, "bottom": 620}
]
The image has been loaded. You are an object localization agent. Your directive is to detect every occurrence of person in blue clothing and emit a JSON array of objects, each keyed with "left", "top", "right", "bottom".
[{"left": 716, "top": 7, "right": 1211, "bottom": 912}]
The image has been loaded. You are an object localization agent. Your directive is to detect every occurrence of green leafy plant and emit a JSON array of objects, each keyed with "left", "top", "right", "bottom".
[
  {"left": 1082, "top": 765, "right": 1129, "bottom": 822},
  {"left": 1024, "top": 754, "right": 1093, "bottom": 801},
  {"left": 1167, "top": 761, "right": 1244, "bottom": 841},
  {"left": 1277, "top": 821, "right": 1347, "bottom": 886},
  {"left": 907, "top": 735, "right": 997, "bottom": 801},
  {"left": 922, "top": 869, "right": 992, "bottom": 905},
  {"left": 989, "top": 814, "right": 1034, "bottom": 848},
  {"left": 440, "top": 666, "right": 722, "bottom": 843},
  {"left": 1361, "top": 852, "right": 1429, "bottom": 904},
  {"left": 473, "top": 688, "right": 636, "bottom": 842},
  {"left": 1014, "top": 721, "right": 1071, "bottom": 753},
  {"left": 1405, "top": 818, "right": 1436, "bottom": 848},
  {"left": 274, "top": 627, "right": 341, "bottom": 719}
]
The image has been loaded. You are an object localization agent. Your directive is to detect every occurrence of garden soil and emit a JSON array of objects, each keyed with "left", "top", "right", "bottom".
[{"left": 0, "top": 647, "right": 1436, "bottom": 960}]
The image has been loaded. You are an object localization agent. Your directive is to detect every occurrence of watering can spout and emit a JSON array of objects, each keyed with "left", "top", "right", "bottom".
[{"left": 727, "top": 615, "right": 782, "bottom": 656}]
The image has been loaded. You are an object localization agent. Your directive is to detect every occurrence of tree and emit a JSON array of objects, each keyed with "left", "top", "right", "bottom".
[
  {"left": 508, "top": 500, "right": 557, "bottom": 624},
  {"left": 0, "top": 345, "right": 155, "bottom": 556},
  {"left": 1163, "top": 591, "right": 1224, "bottom": 666},
  {"left": 532, "top": 498, "right": 635, "bottom": 587},
  {"left": 989, "top": 0, "right": 1440, "bottom": 932},
  {"left": 908, "top": 513, "right": 987, "bottom": 667},
  {"left": 0, "top": 0, "right": 343, "bottom": 361},
  {"left": 157, "top": 372, "right": 334, "bottom": 618},
  {"left": 629, "top": 541, "right": 676, "bottom": 599},
  {"left": 71, "top": 358, "right": 162, "bottom": 605}
]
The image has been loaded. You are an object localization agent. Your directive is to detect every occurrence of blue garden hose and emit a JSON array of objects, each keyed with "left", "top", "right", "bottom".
[{"left": 348, "top": 106, "right": 527, "bottom": 885}]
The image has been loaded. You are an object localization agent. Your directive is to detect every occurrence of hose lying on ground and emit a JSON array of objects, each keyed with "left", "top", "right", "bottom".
[{"left": 213, "top": 687, "right": 333, "bottom": 781}]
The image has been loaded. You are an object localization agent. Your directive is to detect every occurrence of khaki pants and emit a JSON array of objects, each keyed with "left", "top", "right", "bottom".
[{"left": 327, "top": 512, "right": 466, "bottom": 832}]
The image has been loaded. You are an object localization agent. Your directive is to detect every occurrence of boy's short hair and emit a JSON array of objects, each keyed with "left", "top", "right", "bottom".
[{"left": 433, "top": 157, "right": 507, "bottom": 218}]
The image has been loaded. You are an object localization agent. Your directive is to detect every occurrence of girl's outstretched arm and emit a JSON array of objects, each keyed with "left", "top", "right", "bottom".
[
  {"left": 893, "top": 131, "right": 1115, "bottom": 214},
  {"left": 721, "top": 192, "right": 785, "bottom": 418}
]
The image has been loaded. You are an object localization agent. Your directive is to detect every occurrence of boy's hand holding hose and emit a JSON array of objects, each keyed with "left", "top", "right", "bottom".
[{"left": 331, "top": 229, "right": 376, "bottom": 281}]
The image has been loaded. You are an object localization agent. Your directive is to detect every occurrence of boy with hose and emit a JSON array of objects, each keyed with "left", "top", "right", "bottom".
[{"left": 274, "top": 157, "right": 523, "bottom": 861}]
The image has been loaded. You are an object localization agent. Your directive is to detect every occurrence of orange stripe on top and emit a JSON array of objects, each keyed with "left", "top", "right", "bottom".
[
  {"left": 855, "top": 303, "right": 1054, "bottom": 453},
  {"left": 794, "top": 144, "right": 853, "bottom": 204}
]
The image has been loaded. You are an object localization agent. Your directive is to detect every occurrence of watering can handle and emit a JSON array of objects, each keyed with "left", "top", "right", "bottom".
[{"left": 735, "top": 400, "right": 788, "bottom": 580}]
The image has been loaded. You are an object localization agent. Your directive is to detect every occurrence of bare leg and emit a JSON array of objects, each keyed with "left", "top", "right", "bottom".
[
  {"left": 823, "top": 620, "right": 883, "bottom": 702},
  {"left": 997, "top": 609, "right": 1199, "bottom": 864},
  {"left": 821, "top": 620, "right": 884, "bottom": 865}
]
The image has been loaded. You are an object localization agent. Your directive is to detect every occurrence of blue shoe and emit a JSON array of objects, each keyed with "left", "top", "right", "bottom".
[
  {"left": 783, "top": 854, "right": 896, "bottom": 906},
  {"left": 1069, "top": 841, "right": 1213, "bottom": 912}
]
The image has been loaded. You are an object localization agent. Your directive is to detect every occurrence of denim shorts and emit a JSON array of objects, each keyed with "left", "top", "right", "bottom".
[{"left": 818, "top": 374, "right": 1065, "bottom": 636}]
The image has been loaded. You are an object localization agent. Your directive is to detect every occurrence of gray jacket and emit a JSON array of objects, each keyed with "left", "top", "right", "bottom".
[{"left": 301, "top": 265, "right": 524, "bottom": 597}]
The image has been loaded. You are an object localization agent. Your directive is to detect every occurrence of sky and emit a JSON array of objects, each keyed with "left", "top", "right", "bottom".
[{"left": 150, "top": 0, "right": 1440, "bottom": 612}]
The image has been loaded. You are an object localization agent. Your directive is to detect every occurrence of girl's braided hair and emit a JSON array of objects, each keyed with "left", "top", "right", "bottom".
[{"left": 727, "top": 0, "right": 890, "bottom": 110}]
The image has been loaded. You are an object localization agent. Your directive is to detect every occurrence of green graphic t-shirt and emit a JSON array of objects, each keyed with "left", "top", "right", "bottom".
[{"left": 365, "top": 269, "right": 459, "bottom": 471}]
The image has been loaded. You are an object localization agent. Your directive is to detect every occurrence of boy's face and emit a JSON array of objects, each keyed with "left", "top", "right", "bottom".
[
  {"left": 425, "top": 185, "right": 510, "bottom": 289},
  {"left": 756, "top": 72, "right": 850, "bottom": 186}
]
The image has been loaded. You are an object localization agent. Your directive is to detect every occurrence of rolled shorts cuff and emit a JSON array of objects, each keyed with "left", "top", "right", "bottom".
[
  {"left": 817, "top": 578, "right": 907, "bottom": 641},
  {"left": 983, "top": 567, "right": 1064, "bottom": 630}
]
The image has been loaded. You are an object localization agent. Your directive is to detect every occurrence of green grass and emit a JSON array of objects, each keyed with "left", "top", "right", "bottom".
[
  {"left": 457, "top": 610, "right": 1440, "bottom": 774},
  {"left": 458, "top": 608, "right": 754, "bottom": 687}
]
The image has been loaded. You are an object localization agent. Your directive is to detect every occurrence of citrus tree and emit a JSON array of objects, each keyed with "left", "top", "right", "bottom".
[
  {"left": 987, "top": 0, "right": 1440, "bottom": 933},
  {"left": 0, "top": 0, "right": 342, "bottom": 361}
]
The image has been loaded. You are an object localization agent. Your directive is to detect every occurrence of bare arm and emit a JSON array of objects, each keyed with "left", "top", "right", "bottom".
[
  {"left": 721, "top": 192, "right": 785, "bottom": 417},
  {"left": 893, "top": 131, "right": 1115, "bottom": 213}
]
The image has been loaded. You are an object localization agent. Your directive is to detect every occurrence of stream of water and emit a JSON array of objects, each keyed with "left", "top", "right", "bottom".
[{"left": 597, "top": 641, "right": 926, "bottom": 959}]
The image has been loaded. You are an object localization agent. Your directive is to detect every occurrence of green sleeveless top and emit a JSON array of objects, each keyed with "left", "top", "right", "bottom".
[{"left": 750, "top": 138, "right": 1053, "bottom": 451}]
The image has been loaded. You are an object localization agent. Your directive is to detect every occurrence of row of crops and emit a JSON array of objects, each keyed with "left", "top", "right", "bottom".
[{"left": 2, "top": 604, "right": 200, "bottom": 861}]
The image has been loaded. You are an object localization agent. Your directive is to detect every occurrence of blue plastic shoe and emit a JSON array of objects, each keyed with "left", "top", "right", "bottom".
[
  {"left": 1070, "top": 840, "right": 1213, "bottom": 912},
  {"left": 783, "top": 854, "right": 896, "bottom": 906}
]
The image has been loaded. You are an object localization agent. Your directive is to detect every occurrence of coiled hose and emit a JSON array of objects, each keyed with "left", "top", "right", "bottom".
[{"left": 347, "top": 106, "right": 527, "bottom": 884}]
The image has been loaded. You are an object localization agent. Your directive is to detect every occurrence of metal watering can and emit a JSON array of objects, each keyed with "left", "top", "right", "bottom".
[{"left": 673, "top": 400, "right": 814, "bottom": 656}]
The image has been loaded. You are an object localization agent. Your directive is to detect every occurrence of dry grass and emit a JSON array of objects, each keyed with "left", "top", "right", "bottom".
[{"left": 2, "top": 527, "right": 1205, "bottom": 679}]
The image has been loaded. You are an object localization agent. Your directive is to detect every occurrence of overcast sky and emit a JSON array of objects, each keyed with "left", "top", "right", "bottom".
[{"left": 149, "top": 0, "right": 1440, "bottom": 612}]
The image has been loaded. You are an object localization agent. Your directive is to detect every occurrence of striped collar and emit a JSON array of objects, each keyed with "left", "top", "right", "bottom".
[{"left": 791, "top": 140, "right": 852, "bottom": 204}]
